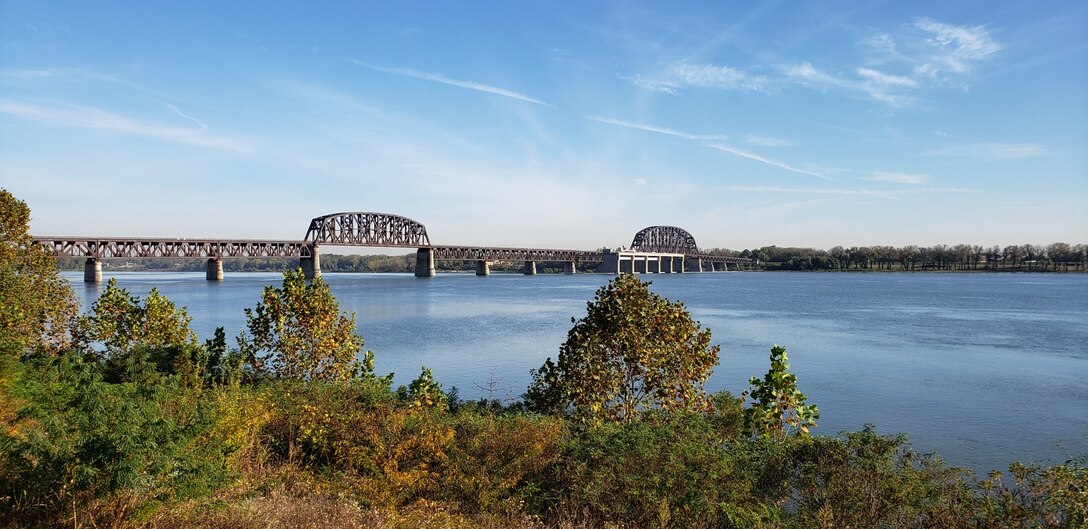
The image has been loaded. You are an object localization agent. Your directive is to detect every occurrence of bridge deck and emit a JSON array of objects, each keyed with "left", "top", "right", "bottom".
[
  {"left": 432, "top": 245, "right": 604, "bottom": 262},
  {"left": 32, "top": 237, "right": 312, "bottom": 258},
  {"left": 31, "top": 237, "right": 749, "bottom": 265}
]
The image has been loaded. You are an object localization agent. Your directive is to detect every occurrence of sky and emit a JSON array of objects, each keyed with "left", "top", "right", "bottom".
[{"left": 1, "top": 1, "right": 1086, "bottom": 251}]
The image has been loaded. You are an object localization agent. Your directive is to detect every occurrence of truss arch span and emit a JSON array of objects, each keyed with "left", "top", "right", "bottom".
[
  {"left": 304, "top": 212, "right": 430, "bottom": 247},
  {"left": 630, "top": 226, "right": 698, "bottom": 254}
]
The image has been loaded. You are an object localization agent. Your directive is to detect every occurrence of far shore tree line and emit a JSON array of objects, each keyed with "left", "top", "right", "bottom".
[
  {"left": 56, "top": 241, "right": 1088, "bottom": 274},
  {"left": 708, "top": 243, "right": 1088, "bottom": 272}
]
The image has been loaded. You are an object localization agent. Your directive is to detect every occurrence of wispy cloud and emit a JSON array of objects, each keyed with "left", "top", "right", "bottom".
[
  {"left": 861, "top": 172, "right": 929, "bottom": 184},
  {"left": 857, "top": 67, "right": 918, "bottom": 88},
  {"left": 350, "top": 61, "right": 551, "bottom": 106},
  {"left": 745, "top": 134, "right": 795, "bottom": 147},
  {"left": 0, "top": 99, "right": 248, "bottom": 152},
  {"left": 728, "top": 185, "right": 893, "bottom": 197},
  {"left": 782, "top": 62, "right": 915, "bottom": 106},
  {"left": 0, "top": 67, "right": 118, "bottom": 82},
  {"left": 780, "top": 18, "right": 1001, "bottom": 106},
  {"left": 165, "top": 103, "right": 207, "bottom": 130},
  {"left": 911, "top": 18, "right": 1001, "bottom": 77},
  {"left": 586, "top": 115, "right": 727, "bottom": 141},
  {"left": 727, "top": 185, "right": 977, "bottom": 197},
  {"left": 929, "top": 142, "right": 1049, "bottom": 160},
  {"left": 632, "top": 62, "right": 766, "bottom": 94},
  {"left": 587, "top": 115, "right": 830, "bottom": 180},
  {"left": 706, "top": 144, "right": 832, "bottom": 181}
]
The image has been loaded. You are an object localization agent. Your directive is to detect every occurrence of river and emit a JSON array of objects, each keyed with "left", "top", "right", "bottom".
[{"left": 64, "top": 270, "right": 1088, "bottom": 473}]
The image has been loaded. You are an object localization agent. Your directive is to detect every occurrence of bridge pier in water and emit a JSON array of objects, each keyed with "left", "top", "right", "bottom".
[
  {"left": 415, "top": 248, "right": 435, "bottom": 278},
  {"left": 300, "top": 244, "right": 321, "bottom": 279},
  {"left": 475, "top": 260, "right": 491, "bottom": 276},
  {"left": 523, "top": 261, "right": 537, "bottom": 275},
  {"left": 564, "top": 261, "right": 576, "bottom": 275},
  {"left": 83, "top": 258, "right": 101, "bottom": 283},
  {"left": 206, "top": 258, "right": 223, "bottom": 281}
]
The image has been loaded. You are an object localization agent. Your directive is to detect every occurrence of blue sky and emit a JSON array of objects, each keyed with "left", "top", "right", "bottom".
[{"left": 2, "top": 1, "right": 1085, "bottom": 251}]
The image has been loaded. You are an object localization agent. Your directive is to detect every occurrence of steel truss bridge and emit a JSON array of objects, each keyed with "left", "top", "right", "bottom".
[{"left": 32, "top": 212, "right": 749, "bottom": 282}]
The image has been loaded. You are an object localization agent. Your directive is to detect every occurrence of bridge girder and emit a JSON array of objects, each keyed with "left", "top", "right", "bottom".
[
  {"left": 630, "top": 226, "right": 699, "bottom": 254},
  {"left": 304, "top": 212, "right": 430, "bottom": 248}
]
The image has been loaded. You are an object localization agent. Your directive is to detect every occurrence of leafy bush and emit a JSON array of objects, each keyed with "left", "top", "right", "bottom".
[
  {"left": 0, "top": 352, "right": 230, "bottom": 527},
  {"left": 441, "top": 411, "right": 566, "bottom": 516},
  {"left": 552, "top": 411, "right": 763, "bottom": 528},
  {"left": 781, "top": 425, "right": 975, "bottom": 528}
]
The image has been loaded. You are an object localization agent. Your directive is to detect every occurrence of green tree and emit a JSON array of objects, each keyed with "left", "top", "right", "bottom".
[
  {"left": 399, "top": 366, "right": 449, "bottom": 410},
  {"left": 240, "top": 268, "right": 367, "bottom": 383},
  {"left": 743, "top": 344, "right": 819, "bottom": 442},
  {"left": 527, "top": 274, "right": 719, "bottom": 424},
  {"left": 0, "top": 189, "right": 78, "bottom": 356},
  {"left": 71, "top": 278, "right": 197, "bottom": 356}
]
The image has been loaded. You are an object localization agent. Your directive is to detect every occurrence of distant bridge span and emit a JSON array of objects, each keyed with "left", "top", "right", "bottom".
[{"left": 31, "top": 211, "right": 749, "bottom": 282}]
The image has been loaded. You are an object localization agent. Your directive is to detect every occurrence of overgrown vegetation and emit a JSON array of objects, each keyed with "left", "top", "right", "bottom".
[{"left": 2, "top": 189, "right": 1085, "bottom": 528}]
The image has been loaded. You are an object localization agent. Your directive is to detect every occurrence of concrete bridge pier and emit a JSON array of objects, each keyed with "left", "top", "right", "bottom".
[
  {"left": 523, "top": 261, "right": 537, "bottom": 275},
  {"left": 661, "top": 257, "right": 673, "bottom": 273},
  {"left": 301, "top": 244, "right": 321, "bottom": 279},
  {"left": 564, "top": 261, "right": 576, "bottom": 275},
  {"left": 84, "top": 258, "right": 102, "bottom": 283},
  {"left": 415, "top": 248, "right": 435, "bottom": 278},
  {"left": 675, "top": 257, "right": 685, "bottom": 273},
  {"left": 475, "top": 260, "right": 491, "bottom": 276},
  {"left": 206, "top": 258, "right": 223, "bottom": 281}
]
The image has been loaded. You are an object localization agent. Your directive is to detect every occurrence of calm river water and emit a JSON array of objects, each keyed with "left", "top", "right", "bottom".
[{"left": 64, "top": 270, "right": 1087, "bottom": 473}]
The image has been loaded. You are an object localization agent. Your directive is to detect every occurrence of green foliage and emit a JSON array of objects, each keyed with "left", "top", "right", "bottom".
[
  {"left": 69, "top": 278, "right": 204, "bottom": 384},
  {"left": 743, "top": 344, "right": 819, "bottom": 442},
  {"left": 0, "top": 189, "right": 78, "bottom": 357},
  {"left": 554, "top": 411, "right": 764, "bottom": 528},
  {"left": 781, "top": 425, "right": 976, "bottom": 528},
  {"left": 978, "top": 460, "right": 1087, "bottom": 528},
  {"left": 241, "top": 268, "right": 370, "bottom": 383},
  {"left": 441, "top": 412, "right": 566, "bottom": 516},
  {"left": 399, "top": 366, "right": 449, "bottom": 410},
  {"left": 527, "top": 274, "right": 720, "bottom": 424},
  {"left": 71, "top": 278, "right": 197, "bottom": 357},
  {"left": 0, "top": 352, "right": 230, "bottom": 527}
]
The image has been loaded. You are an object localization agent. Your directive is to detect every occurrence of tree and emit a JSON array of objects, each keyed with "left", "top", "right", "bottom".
[
  {"left": 0, "top": 189, "right": 78, "bottom": 357},
  {"left": 240, "top": 268, "right": 367, "bottom": 383},
  {"left": 69, "top": 278, "right": 205, "bottom": 383},
  {"left": 743, "top": 344, "right": 819, "bottom": 442},
  {"left": 526, "top": 274, "right": 720, "bottom": 424},
  {"left": 71, "top": 278, "right": 197, "bottom": 357}
]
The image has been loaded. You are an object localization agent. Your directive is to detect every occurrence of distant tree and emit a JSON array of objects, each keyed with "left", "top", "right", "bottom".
[
  {"left": 240, "top": 268, "right": 372, "bottom": 383},
  {"left": 0, "top": 189, "right": 78, "bottom": 356},
  {"left": 526, "top": 274, "right": 719, "bottom": 424},
  {"left": 1048, "top": 242, "right": 1072, "bottom": 271}
]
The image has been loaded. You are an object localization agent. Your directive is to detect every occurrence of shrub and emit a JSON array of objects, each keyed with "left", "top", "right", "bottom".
[
  {"left": 0, "top": 352, "right": 230, "bottom": 527},
  {"left": 552, "top": 411, "right": 763, "bottom": 528}
]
